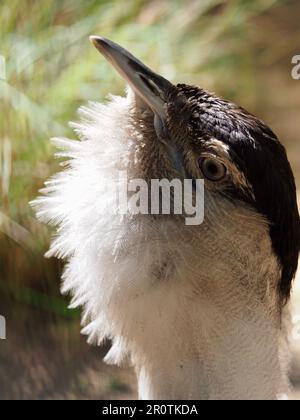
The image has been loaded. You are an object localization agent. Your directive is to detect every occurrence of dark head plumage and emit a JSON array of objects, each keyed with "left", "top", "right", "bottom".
[{"left": 166, "top": 84, "right": 300, "bottom": 302}]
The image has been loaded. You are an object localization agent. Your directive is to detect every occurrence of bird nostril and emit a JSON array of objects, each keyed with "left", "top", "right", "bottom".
[{"left": 139, "top": 74, "right": 161, "bottom": 98}]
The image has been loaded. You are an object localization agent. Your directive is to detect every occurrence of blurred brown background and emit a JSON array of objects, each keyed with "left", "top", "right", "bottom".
[{"left": 0, "top": 0, "right": 299, "bottom": 399}]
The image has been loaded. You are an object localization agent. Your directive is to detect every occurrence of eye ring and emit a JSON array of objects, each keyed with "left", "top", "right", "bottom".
[{"left": 199, "top": 157, "right": 227, "bottom": 182}]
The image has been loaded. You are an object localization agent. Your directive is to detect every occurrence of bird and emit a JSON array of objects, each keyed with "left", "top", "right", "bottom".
[{"left": 32, "top": 36, "right": 300, "bottom": 400}]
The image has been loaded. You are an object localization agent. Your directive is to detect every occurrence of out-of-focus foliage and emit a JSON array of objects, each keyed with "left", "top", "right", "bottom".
[{"left": 0, "top": 0, "right": 299, "bottom": 399}]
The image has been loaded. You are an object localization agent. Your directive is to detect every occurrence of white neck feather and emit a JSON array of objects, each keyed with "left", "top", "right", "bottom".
[
  {"left": 33, "top": 91, "right": 291, "bottom": 400},
  {"left": 133, "top": 289, "right": 290, "bottom": 400}
]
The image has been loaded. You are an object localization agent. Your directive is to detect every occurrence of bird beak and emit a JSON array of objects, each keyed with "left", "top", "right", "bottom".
[{"left": 89, "top": 36, "right": 173, "bottom": 120}]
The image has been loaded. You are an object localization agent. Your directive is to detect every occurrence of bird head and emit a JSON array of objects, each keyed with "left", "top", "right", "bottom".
[{"left": 90, "top": 36, "right": 299, "bottom": 304}]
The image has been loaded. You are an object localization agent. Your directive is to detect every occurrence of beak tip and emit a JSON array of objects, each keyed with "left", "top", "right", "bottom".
[
  {"left": 89, "top": 35, "right": 97, "bottom": 44},
  {"left": 89, "top": 36, "right": 108, "bottom": 52}
]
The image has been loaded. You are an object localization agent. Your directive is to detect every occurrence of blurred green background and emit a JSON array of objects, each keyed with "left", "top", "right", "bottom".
[{"left": 0, "top": 0, "right": 299, "bottom": 399}]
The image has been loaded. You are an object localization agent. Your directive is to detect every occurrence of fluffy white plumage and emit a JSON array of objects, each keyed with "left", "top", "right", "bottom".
[{"left": 32, "top": 90, "right": 291, "bottom": 400}]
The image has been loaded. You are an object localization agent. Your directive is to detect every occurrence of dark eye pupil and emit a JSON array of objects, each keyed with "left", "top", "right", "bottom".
[
  {"left": 206, "top": 162, "right": 219, "bottom": 176},
  {"left": 199, "top": 157, "right": 226, "bottom": 181}
]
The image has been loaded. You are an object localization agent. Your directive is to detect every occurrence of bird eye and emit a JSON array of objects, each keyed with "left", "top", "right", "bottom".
[{"left": 199, "top": 157, "right": 227, "bottom": 181}]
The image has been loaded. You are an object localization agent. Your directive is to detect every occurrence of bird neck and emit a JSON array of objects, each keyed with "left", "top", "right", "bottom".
[
  {"left": 120, "top": 208, "right": 291, "bottom": 400},
  {"left": 132, "top": 292, "right": 289, "bottom": 400},
  {"left": 100, "top": 204, "right": 290, "bottom": 400}
]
